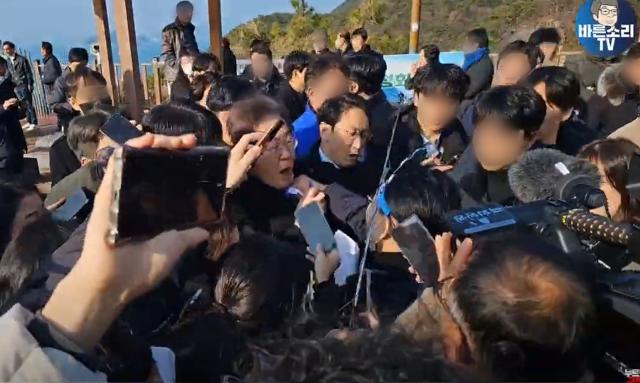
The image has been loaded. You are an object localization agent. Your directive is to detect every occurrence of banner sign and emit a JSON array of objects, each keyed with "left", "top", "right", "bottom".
[{"left": 381, "top": 51, "right": 465, "bottom": 104}]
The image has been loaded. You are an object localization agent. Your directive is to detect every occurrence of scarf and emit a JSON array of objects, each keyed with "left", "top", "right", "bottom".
[{"left": 462, "top": 48, "right": 488, "bottom": 71}]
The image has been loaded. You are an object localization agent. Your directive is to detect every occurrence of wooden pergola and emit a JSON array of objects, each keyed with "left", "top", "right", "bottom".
[{"left": 92, "top": 0, "right": 222, "bottom": 121}]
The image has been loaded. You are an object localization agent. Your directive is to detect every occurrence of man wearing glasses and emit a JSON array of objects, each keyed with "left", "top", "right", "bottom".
[{"left": 591, "top": 0, "right": 619, "bottom": 27}]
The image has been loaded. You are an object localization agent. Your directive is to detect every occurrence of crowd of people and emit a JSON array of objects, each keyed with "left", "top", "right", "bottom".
[{"left": 1, "top": 0, "right": 640, "bottom": 381}]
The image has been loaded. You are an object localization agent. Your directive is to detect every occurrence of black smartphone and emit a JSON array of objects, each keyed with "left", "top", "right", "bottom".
[
  {"left": 101, "top": 113, "right": 144, "bottom": 145},
  {"left": 51, "top": 189, "right": 90, "bottom": 222},
  {"left": 295, "top": 202, "right": 336, "bottom": 253},
  {"left": 107, "top": 146, "right": 230, "bottom": 245},
  {"left": 391, "top": 214, "right": 439, "bottom": 287}
]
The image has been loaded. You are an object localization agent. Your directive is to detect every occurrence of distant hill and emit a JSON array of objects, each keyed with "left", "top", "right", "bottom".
[{"left": 226, "top": 0, "right": 640, "bottom": 58}]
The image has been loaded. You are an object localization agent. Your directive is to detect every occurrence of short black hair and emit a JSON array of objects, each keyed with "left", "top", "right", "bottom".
[
  {"left": 193, "top": 52, "right": 221, "bottom": 74},
  {"left": 625, "top": 42, "right": 640, "bottom": 61},
  {"left": 67, "top": 111, "right": 110, "bottom": 158},
  {"left": 525, "top": 66, "right": 580, "bottom": 112},
  {"left": 528, "top": 27, "right": 561, "bottom": 46},
  {"left": 352, "top": 27, "right": 368, "bottom": 41},
  {"left": 66, "top": 67, "right": 107, "bottom": 97},
  {"left": 466, "top": 28, "right": 489, "bottom": 49},
  {"left": 142, "top": 102, "right": 222, "bottom": 145},
  {"left": 206, "top": 75, "right": 257, "bottom": 112},
  {"left": 177, "top": 0, "right": 194, "bottom": 10},
  {"left": 305, "top": 53, "right": 349, "bottom": 90},
  {"left": 498, "top": 40, "right": 542, "bottom": 69},
  {"left": 250, "top": 40, "right": 273, "bottom": 61},
  {"left": 474, "top": 85, "right": 547, "bottom": 139},
  {"left": 283, "top": 51, "right": 312, "bottom": 80},
  {"left": 68, "top": 47, "right": 89, "bottom": 64},
  {"left": 385, "top": 161, "right": 461, "bottom": 235},
  {"left": 420, "top": 44, "right": 441, "bottom": 65},
  {"left": 413, "top": 64, "right": 470, "bottom": 102},
  {"left": 2, "top": 41, "right": 15, "bottom": 49},
  {"left": 41, "top": 41, "right": 53, "bottom": 54},
  {"left": 344, "top": 53, "right": 387, "bottom": 95},
  {"left": 317, "top": 94, "right": 367, "bottom": 128},
  {"left": 190, "top": 71, "right": 218, "bottom": 102}
]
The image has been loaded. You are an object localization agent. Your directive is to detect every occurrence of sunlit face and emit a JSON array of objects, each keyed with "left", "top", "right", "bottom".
[
  {"left": 250, "top": 115, "right": 296, "bottom": 190},
  {"left": 414, "top": 93, "right": 460, "bottom": 133},
  {"left": 462, "top": 38, "right": 479, "bottom": 54},
  {"left": 177, "top": 7, "right": 193, "bottom": 24},
  {"left": 307, "top": 69, "right": 349, "bottom": 110},
  {"left": 351, "top": 35, "right": 365, "bottom": 52},
  {"left": 3, "top": 45, "right": 15, "bottom": 57},
  {"left": 494, "top": 53, "right": 533, "bottom": 86},
  {"left": 473, "top": 117, "right": 533, "bottom": 171},
  {"left": 11, "top": 193, "right": 43, "bottom": 242},
  {"left": 250, "top": 52, "right": 273, "bottom": 81},
  {"left": 335, "top": 35, "right": 346, "bottom": 50},
  {"left": 320, "top": 107, "right": 370, "bottom": 168},
  {"left": 69, "top": 76, "right": 110, "bottom": 112}
]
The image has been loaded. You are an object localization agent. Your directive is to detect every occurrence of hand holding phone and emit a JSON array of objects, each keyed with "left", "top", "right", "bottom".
[
  {"left": 101, "top": 113, "right": 144, "bottom": 145},
  {"left": 108, "top": 145, "right": 229, "bottom": 245},
  {"left": 391, "top": 215, "right": 439, "bottom": 287},
  {"left": 256, "top": 119, "right": 285, "bottom": 149},
  {"left": 51, "top": 189, "right": 91, "bottom": 222},
  {"left": 295, "top": 202, "right": 336, "bottom": 254}
]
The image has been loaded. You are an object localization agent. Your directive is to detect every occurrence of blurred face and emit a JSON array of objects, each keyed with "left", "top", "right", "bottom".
[
  {"left": 250, "top": 116, "right": 296, "bottom": 190},
  {"left": 181, "top": 55, "right": 194, "bottom": 77},
  {"left": 494, "top": 53, "right": 533, "bottom": 86},
  {"left": 250, "top": 52, "right": 273, "bottom": 81},
  {"left": 351, "top": 35, "right": 365, "bottom": 52},
  {"left": 592, "top": 162, "right": 623, "bottom": 220},
  {"left": 0, "top": 63, "right": 6, "bottom": 77},
  {"left": 313, "top": 39, "right": 328, "bottom": 53},
  {"left": 335, "top": 35, "right": 346, "bottom": 50},
  {"left": 473, "top": 117, "right": 533, "bottom": 171},
  {"left": 414, "top": 93, "right": 460, "bottom": 133},
  {"left": 215, "top": 110, "right": 232, "bottom": 145},
  {"left": 69, "top": 77, "right": 110, "bottom": 112},
  {"left": 177, "top": 6, "right": 193, "bottom": 24},
  {"left": 40, "top": 47, "right": 47, "bottom": 57},
  {"left": 539, "top": 42, "right": 559, "bottom": 62},
  {"left": 532, "top": 82, "right": 571, "bottom": 140},
  {"left": 418, "top": 51, "right": 428, "bottom": 67},
  {"left": 3, "top": 45, "right": 15, "bottom": 57},
  {"left": 307, "top": 69, "right": 349, "bottom": 110},
  {"left": 462, "top": 38, "right": 479, "bottom": 54},
  {"left": 11, "top": 193, "right": 43, "bottom": 242},
  {"left": 320, "top": 107, "right": 370, "bottom": 168},
  {"left": 623, "top": 57, "right": 640, "bottom": 87}
]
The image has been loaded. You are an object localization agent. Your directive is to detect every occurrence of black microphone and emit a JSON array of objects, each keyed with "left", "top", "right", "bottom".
[
  {"left": 509, "top": 148, "right": 606, "bottom": 208},
  {"left": 560, "top": 209, "right": 632, "bottom": 247}
]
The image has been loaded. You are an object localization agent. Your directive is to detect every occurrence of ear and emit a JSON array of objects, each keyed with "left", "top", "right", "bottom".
[
  {"left": 79, "top": 157, "right": 92, "bottom": 167},
  {"left": 349, "top": 80, "right": 359, "bottom": 94},
  {"left": 413, "top": 93, "right": 420, "bottom": 107},
  {"left": 319, "top": 122, "right": 332, "bottom": 139}
]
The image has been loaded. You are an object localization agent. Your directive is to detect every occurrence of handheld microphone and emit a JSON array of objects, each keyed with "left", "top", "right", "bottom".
[
  {"left": 560, "top": 209, "right": 632, "bottom": 247},
  {"left": 509, "top": 148, "right": 606, "bottom": 208}
]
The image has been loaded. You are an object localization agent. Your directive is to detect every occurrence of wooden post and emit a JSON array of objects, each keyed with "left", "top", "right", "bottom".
[
  {"left": 152, "top": 58, "right": 162, "bottom": 105},
  {"left": 141, "top": 65, "right": 149, "bottom": 102},
  {"left": 409, "top": 0, "right": 422, "bottom": 53},
  {"left": 93, "top": 0, "right": 119, "bottom": 104},
  {"left": 113, "top": 0, "right": 144, "bottom": 121},
  {"left": 208, "top": 0, "right": 223, "bottom": 70}
]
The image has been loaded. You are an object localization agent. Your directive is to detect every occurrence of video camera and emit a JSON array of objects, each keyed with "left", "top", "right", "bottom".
[{"left": 444, "top": 151, "right": 640, "bottom": 380}]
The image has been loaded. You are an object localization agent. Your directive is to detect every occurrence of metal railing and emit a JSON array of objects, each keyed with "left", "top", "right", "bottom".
[{"left": 17, "top": 48, "right": 51, "bottom": 119}]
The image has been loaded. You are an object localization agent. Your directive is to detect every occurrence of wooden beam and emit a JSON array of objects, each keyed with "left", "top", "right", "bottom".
[
  {"left": 113, "top": 0, "right": 144, "bottom": 121},
  {"left": 152, "top": 58, "right": 162, "bottom": 105},
  {"left": 208, "top": 0, "right": 223, "bottom": 70},
  {"left": 93, "top": 0, "right": 119, "bottom": 104},
  {"left": 409, "top": 0, "right": 422, "bottom": 53}
]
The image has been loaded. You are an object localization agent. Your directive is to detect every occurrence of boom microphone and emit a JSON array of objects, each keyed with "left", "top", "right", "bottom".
[
  {"left": 509, "top": 148, "right": 606, "bottom": 208},
  {"left": 560, "top": 209, "right": 632, "bottom": 247}
]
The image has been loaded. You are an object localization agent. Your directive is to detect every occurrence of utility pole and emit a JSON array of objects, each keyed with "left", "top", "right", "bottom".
[{"left": 409, "top": 0, "right": 422, "bottom": 53}]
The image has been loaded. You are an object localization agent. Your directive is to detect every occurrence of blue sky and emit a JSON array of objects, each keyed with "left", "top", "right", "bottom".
[{"left": 0, "top": 0, "right": 343, "bottom": 62}]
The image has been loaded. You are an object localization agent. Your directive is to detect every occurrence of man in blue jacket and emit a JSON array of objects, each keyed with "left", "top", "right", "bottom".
[{"left": 292, "top": 54, "right": 349, "bottom": 158}]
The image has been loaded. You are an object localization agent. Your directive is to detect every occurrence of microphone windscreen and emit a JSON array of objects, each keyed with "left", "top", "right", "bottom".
[{"left": 508, "top": 148, "right": 600, "bottom": 203}]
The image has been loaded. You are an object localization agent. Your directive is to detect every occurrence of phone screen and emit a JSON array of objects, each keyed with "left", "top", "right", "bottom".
[
  {"left": 295, "top": 202, "right": 336, "bottom": 253},
  {"left": 52, "top": 189, "right": 90, "bottom": 222},
  {"left": 101, "top": 114, "right": 144, "bottom": 145},
  {"left": 109, "top": 146, "right": 229, "bottom": 245},
  {"left": 391, "top": 215, "right": 439, "bottom": 287}
]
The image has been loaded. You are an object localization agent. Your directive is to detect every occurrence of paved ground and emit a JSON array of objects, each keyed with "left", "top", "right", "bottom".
[{"left": 22, "top": 114, "right": 60, "bottom": 194}]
